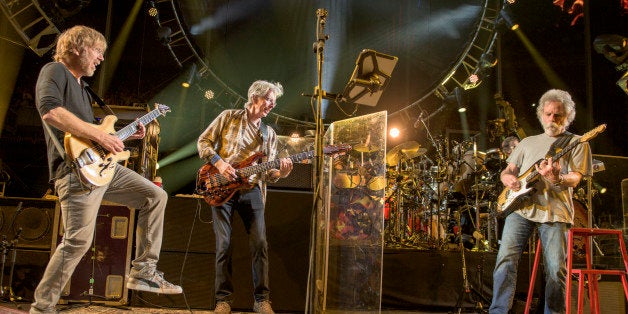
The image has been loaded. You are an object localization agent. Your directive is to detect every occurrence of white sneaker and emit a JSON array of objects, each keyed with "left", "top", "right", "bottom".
[{"left": 126, "top": 269, "right": 182, "bottom": 294}]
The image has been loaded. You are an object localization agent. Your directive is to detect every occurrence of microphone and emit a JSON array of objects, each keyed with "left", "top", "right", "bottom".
[{"left": 413, "top": 111, "right": 425, "bottom": 128}]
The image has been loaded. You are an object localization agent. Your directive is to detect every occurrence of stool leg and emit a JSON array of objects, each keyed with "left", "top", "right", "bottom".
[
  {"left": 525, "top": 239, "right": 542, "bottom": 314},
  {"left": 566, "top": 229, "right": 575, "bottom": 314},
  {"left": 616, "top": 232, "right": 628, "bottom": 303},
  {"left": 577, "top": 272, "right": 585, "bottom": 314},
  {"left": 583, "top": 234, "right": 598, "bottom": 313}
]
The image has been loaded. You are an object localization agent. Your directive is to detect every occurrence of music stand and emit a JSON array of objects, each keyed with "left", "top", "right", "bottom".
[{"left": 342, "top": 49, "right": 398, "bottom": 106}]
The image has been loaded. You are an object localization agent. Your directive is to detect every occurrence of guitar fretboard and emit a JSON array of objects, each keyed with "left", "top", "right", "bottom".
[
  {"left": 237, "top": 151, "right": 315, "bottom": 177},
  {"left": 116, "top": 108, "right": 165, "bottom": 141}
]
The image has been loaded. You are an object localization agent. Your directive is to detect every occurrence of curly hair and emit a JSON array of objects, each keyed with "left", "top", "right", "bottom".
[
  {"left": 245, "top": 80, "right": 284, "bottom": 107},
  {"left": 536, "top": 89, "right": 576, "bottom": 128},
  {"left": 53, "top": 25, "right": 107, "bottom": 62}
]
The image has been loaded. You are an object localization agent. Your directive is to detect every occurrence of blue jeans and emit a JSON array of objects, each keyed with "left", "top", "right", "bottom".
[
  {"left": 30, "top": 165, "right": 168, "bottom": 314},
  {"left": 490, "top": 213, "right": 568, "bottom": 314},
  {"left": 212, "top": 186, "right": 270, "bottom": 303}
]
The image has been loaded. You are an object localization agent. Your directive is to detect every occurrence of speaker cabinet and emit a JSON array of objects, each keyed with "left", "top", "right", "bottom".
[
  {"left": 161, "top": 196, "right": 214, "bottom": 253},
  {"left": 267, "top": 163, "right": 313, "bottom": 190},
  {"left": 57, "top": 203, "right": 135, "bottom": 306},
  {"left": 0, "top": 197, "right": 59, "bottom": 250}
]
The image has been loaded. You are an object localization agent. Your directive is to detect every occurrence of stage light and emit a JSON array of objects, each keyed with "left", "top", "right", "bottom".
[
  {"left": 157, "top": 26, "right": 172, "bottom": 45},
  {"left": 593, "top": 181, "right": 607, "bottom": 194},
  {"left": 204, "top": 89, "right": 215, "bottom": 99},
  {"left": 389, "top": 127, "right": 400, "bottom": 138},
  {"left": 497, "top": 9, "right": 519, "bottom": 32},
  {"left": 181, "top": 64, "right": 196, "bottom": 88}
]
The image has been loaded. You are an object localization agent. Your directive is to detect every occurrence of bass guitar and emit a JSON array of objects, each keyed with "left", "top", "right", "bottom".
[
  {"left": 495, "top": 124, "right": 606, "bottom": 218},
  {"left": 196, "top": 144, "right": 352, "bottom": 206},
  {"left": 64, "top": 104, "right": 170, "bottom": 186}
]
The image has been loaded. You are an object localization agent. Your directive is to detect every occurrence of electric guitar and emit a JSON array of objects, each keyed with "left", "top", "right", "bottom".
[
  {"left": 196, "top": 144, "right": 352, "bottom": 206},
  {"left": 495, "top": 124, "right": 606, "bottom": 218},
  {"left": 64, "top": 104, "right": 170, "bottom": 186}
]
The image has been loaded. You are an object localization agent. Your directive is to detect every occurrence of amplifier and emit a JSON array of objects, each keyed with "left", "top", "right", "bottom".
[
  {"left": 57, "top": 203, "right": 135, "bottom": 306},
  {"left": 267, "top": 163, "right": 313, "bottom": 190},
  {"left": 0, "top": 197, "right": 59, "bottom": 250}
]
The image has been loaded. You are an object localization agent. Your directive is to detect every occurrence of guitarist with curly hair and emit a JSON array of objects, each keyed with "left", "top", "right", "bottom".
[
  {"left": 32, "top": 25, "right": 181, "bottom": 314},
  {"left": 197, "top": 80, "right": 293, "bottom": 314},
  {"left": 490, "top": 89, "right": 593, "bottom": 313}
]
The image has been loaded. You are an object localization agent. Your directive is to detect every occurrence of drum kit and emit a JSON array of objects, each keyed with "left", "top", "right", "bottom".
[{"left": 383, "top": 138, "right": 506, "bottom": 251}]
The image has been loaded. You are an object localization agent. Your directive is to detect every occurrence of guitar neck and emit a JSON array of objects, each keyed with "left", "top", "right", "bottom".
[
  {"left": 238, "top": 151, "right": 315, "bottom": 177},
  {"left": 116, "top": 108, "right": 163, "bottom": 141}
]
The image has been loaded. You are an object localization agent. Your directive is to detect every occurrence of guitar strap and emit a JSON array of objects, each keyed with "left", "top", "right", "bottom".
[
  {"left": 259, "top": 120, "right": 268, "bottom": 152},
  {"left": 84, "top": 84, "right": 116, "bottom": 116},
  {"left": 546, "top": 131, "right": 574, "bottom": 158},
  {"left": 41, "top": 119, "right": 66, "bottom": 160}
]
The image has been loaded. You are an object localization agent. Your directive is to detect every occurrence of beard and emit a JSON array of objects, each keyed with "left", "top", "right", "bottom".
[
  {"left": 544, "top": 121, "right": 565, "bottom": 136},
  {"left": 79, "top": 54, "right": 96, "bottom": 77}
]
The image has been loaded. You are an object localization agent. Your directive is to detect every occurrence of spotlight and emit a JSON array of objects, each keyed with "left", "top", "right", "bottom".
[
  {"left": 204, "top": 89, "right": 215, "bottom": 99},
  {"left": 497, "top": 9, "right": 519, "bottom": 32},
  {"left": 593, "top": 181, "right": 607, "bottom": 194},
  {"left": 182, "top": 64, "right": 197, "bottom": 88},
  {"left": 148, "top": 1, "right": 159, "bottom": 20},
  {"left": 479, "top": 52, "right": 498, "bottom": 70},
  {"left": 389, "top": 127, "right": 400, "bottom": 138},
  {"left": 157, "top": 26, "right": 172, "bottom": 45}
]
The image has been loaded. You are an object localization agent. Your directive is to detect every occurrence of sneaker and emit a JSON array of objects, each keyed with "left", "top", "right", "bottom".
[
  {"left": 214, "top": 301, "right": 231, "bottom": 314},
  {"left": 253, "top": 300, "right": 275, "bottom": 314},
  {"left": 126, "top": 268, "right": 183, "bottom": 294}
]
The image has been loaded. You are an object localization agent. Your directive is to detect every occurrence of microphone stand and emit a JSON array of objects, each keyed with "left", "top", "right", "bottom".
[
  {"left": 417, "top": 110, "right": 447, "bottom": 248},
  {"left": 306, "top": 8, "right": 329, "bottom": 313},
  {"left": 0, "top": 235, "right": 8, "bottom": 299},
  {"left": 312, "top": 8, "right": 327, "bottom": 220}
]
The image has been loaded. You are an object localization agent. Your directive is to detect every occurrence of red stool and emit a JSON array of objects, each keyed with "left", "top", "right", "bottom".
[
  {"left": 566, "top": 228, "right": 628, "bottom": 314},
  {"left": 524, "top": 239, "right": 542, "bottom": 314}
]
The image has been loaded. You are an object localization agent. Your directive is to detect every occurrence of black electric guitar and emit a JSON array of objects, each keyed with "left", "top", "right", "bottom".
[
  {"left": 495, "top": 124, "right": 606, "bottom": 218},
  {"left": 64, "top": 104, "right": 170, "bottom": 186},
  {"left": 196, "top": 144, "right": 352, "bottom": 206}
]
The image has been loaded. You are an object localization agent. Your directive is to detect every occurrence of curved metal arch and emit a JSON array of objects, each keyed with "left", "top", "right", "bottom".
[
  {"left": 391, "top": 0, "right": 502, "bottom": 118},
  {"left": 160, "top": 0, "right": 502, "bottom": 127},
  {"left": 153, "top": 0, "right": 314, "bottom": 128}
]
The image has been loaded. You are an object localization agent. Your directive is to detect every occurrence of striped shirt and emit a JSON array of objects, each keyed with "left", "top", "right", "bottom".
[{"left": 197, "top": 109, "right": 280, "bottom": 187}]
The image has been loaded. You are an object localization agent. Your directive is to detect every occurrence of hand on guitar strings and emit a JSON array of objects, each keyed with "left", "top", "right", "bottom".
[
  {"left": 128, "top": 121, "right": 146, "bottom": 140},
  {"left": 215, "top": 159, "right": 238, "bottom": 181},
  {"left": 535, "top": 157, "right": 561, "bottom": 184},
  {"left": 276, "top": 157, "right": 293, "bottom": 179}
]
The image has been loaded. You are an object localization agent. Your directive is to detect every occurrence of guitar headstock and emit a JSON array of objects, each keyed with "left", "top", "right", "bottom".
[
  {"left": 323, "top": 143, "right": 352, "bottom": 155},
  {"left": 581, "top": 124, "right": 607, "bottom": 142},
  {"left": 155, "top": 103, "right": 171, "bottom": 115}
]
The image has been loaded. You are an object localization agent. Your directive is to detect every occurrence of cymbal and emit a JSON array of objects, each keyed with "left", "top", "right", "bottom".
[
  {"left": 353, "top": 143, "right": 379, "bottom": 153},
  {"left": 386, "top": 141, "right": 426, "bottom": 166}
]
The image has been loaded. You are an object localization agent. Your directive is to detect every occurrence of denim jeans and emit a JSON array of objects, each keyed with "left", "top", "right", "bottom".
[
  {"left": 30, "top": 165, "right": 167, "bottom": 314},
  {"left": 212, "top": 186, "right": 269, "bottom": 304},
  {"left": 490, "top": 212, "right": 568, "bottom": 314}
]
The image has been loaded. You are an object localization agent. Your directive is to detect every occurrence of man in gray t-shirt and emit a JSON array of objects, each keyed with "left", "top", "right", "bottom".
[{"left": 489, "top": 89, "right": 592, "bottom": 314}]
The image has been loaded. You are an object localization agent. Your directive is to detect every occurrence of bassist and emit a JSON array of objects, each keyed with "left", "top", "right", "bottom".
[
  {"left": 197, "top": 80, "right": 292, "bottom": 314},
  {"left": 490, "top": 89, "right": 592, "bottom": 314}
]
